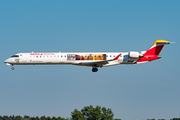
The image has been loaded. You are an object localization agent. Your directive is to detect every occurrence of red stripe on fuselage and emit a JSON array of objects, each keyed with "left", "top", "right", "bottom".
[{"left": 135, "top": 55, "right": 159, "bottom": 63}]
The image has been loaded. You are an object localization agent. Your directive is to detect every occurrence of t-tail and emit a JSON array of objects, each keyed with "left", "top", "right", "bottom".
[{"left": 136, "top": 40, "right": 170, "bottom": 63}]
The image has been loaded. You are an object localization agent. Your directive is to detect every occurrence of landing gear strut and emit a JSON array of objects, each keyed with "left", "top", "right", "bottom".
[
  {"left": 92, "top": 66, "right": 98, "bottom": 72},
  {"left": 11, "top": 64, "right": 14, "bottom": 70}
]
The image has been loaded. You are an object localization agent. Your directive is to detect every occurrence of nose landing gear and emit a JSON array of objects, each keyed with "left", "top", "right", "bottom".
[{"left": 11, "top": 64, "right": 14, "bottom": 70}]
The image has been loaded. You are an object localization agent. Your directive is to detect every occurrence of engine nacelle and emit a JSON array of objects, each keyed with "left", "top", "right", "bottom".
[{"left": 129, "top": 52, "right": 143, "bottom": 59}]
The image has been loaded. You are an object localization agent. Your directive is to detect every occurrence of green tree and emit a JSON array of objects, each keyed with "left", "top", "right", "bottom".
[
  {"left": 81, "top": 105, "right": 101, "bottom": 120},
  {"left": 71, "top": 109, "right": 85, "bottom": 120},
  {"left": 46, "top": 117, "right": 51, "bottom": 120},
  {"left": 34, "top": 116, "right": 39, "bottom": 120},
  {"left": 171, "top": 118, "right": 180, "bottom": 120},
  {"left": 23, "top": 115, "right": 30, "bottom": 120},
  {"left": 2, "top": 116, "right": 9, "bottom": 120},
  {"left": 101, "top": 107, "right": 114, "bottom": 120},
  {"left": 10, "top": 116, "right": 15, "bottom": 120},
  {"left": 71, "top": 105, "right": 114, "bottom": 120},
  {"left": 14, "top": 116, "right": 22, "bottom": 120},
  {"left": 31, "top": 117, "right": 35, "bottom": 120},
  {"left": 41, "top": 116, "right": 47, "bottom": 120}
]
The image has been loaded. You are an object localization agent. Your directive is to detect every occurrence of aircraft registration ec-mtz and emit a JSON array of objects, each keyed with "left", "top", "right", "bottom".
[{"left": 4, "top": 40, "right": 172, "bottom": 72}]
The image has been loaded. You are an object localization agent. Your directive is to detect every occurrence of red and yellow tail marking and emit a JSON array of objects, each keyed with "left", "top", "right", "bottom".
[
  {"left": 144, "top": 40, "right": 170, "bottom": 55},
  {"left": 136, "top": 40, "right": 169, "bottom": 63}
]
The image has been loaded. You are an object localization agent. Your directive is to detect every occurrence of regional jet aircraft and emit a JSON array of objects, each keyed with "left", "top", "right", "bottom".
[{"left": 4, "top": 40, "right": 172, "bottom": 72}]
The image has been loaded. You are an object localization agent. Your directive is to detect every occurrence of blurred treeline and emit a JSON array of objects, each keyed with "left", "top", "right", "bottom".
[
  {"left": 0, "top": 105, "right": 180, "bottom": 120},
  {"left": 0, "top": 116, "right": 70, "bottom": 120},
  {"left": 0, "top": 115, "right": 179, "bottom": 120}
]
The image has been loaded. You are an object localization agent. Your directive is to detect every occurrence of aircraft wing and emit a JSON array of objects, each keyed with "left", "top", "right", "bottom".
[{"left": 80, "top": 60, "right": 109, "bottom": 67}]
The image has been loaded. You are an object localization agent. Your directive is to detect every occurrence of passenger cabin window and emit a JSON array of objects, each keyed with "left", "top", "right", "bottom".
[{"left": 11, "top": 55, "right": 19, "bottom": 57}]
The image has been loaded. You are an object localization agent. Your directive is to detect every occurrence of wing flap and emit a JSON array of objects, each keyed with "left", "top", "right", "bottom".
[{"left": 81, "top": 60, "right": 109, "bottom": 67}]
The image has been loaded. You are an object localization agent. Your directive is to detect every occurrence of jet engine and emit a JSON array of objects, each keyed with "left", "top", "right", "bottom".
[{"left": 128, "top": 52, "right": 143, "bottom": 59}]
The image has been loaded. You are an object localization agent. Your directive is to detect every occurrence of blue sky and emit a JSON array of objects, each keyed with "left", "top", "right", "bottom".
[{"left": 0, "top": 0, "right": 180, "bottom": 120}]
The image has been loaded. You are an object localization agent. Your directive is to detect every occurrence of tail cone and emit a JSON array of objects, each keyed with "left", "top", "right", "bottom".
[{"left": 158, "top": 55, "right": 162, "bottom": 59}]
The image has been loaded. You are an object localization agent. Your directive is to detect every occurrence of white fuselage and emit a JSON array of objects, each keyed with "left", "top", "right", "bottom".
[
  {"left": 4, "top": 40, "right": 171, "bottom": 72},
  {"left": 4, "top": 52, "right": 138, "bottom": 67}
]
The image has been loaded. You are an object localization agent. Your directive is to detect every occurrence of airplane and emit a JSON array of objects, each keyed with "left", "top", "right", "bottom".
[{"left": 4, "top": 40, "right": 172, "bottom": 72}]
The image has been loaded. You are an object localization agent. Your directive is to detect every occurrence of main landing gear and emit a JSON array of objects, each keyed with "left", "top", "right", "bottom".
[{"left": 92, "top": 66, "right": 98, "bottom": 72}]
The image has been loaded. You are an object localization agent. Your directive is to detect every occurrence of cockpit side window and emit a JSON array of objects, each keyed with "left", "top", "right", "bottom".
[{"left": 11, "top": 55, "right": 19, "bottom": 57}]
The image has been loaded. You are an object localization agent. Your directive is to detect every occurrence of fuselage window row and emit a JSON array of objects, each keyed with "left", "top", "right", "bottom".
[{"left": 29, "top": 55, "right": 120, "bottom": 58}]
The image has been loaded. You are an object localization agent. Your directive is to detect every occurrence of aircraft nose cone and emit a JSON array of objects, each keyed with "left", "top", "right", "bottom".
[
  {"left": 4, "top": 60, "right": 8, "bottom": 63},
  {"left": 4, "top": 59, "right": 10, "bottom": 63}
]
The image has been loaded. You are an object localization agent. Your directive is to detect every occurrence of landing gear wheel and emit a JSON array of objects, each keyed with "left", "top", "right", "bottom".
[{"left": 92, "top": 67, "right": 98, "bottom": 72}]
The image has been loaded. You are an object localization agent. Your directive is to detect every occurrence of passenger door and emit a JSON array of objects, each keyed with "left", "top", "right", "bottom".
[{"left": 22, "top": 54, "right": 27, "bottom": 62}]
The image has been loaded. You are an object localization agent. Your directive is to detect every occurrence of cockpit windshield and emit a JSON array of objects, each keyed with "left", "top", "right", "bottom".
[{"left": 11, "top": 55, "right": 19, "bottom": 57}]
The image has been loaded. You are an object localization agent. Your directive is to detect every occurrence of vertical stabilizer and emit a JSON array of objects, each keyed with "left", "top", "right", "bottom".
[
  {"left": 144, "top": 40, "right": 170, "bottom": 55},
  {"left": 136, "top": 40, "right": 170, "bottom": 63}
]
